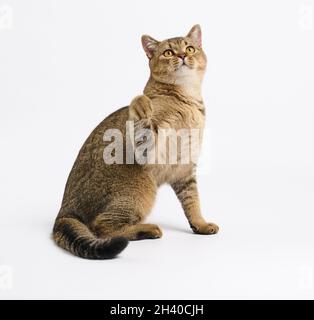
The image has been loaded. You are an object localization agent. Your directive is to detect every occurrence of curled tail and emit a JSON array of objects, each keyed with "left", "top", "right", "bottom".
[{"left": 53, "top": 217, "right": 128, "bottom": 259}]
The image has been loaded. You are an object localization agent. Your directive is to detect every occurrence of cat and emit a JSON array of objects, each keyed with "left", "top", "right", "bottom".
[{"left": 53, "top": 25, "right": 219, "bottom": 259}]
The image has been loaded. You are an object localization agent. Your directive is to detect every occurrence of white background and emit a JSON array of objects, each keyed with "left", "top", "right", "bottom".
[{"left": 0, "top": 0, "right": 313, "bottom": 299}]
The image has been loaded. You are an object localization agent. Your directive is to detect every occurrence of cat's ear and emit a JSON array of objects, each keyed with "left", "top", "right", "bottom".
[
  {"left": 141, "top": 35, "right": 159, "bottom": 59},
  {"left": 186, "top": 24, "right": 202, "bottom": 47}
]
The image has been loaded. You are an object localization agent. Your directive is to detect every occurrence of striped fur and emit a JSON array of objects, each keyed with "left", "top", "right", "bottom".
[
  {"left": 53, "top": 217, "right": 128, "bottom": 259},
  {"left": 52, "top": 25, "right": 219, "bottom": 259}
]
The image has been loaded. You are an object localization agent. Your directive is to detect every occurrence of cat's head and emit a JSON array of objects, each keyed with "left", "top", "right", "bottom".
[{"left": 141, "top": 25, "right": 207, "bottom": 85}]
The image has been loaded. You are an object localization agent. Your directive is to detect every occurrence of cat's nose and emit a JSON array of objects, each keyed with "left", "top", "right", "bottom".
[{"left": 178, "top": 54, "right": 186, "bottom": 60}]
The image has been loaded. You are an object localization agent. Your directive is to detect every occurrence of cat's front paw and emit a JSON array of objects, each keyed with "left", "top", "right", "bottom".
[
  {"left": 129, "top": 95, "right": 153, "bottom": 121},
  {"left": 192, "top": 222, "right": 219, "bottom": 235}
]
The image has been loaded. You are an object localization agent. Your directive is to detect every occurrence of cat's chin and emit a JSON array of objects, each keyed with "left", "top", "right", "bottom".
[
  {"left": 174, "top": 65, "right": 194, "bottom": 77},
  {"left": 177, "top": 64, "right": 192, "bottom": 71}
]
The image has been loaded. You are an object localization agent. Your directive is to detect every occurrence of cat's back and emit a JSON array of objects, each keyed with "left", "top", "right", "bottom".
[{"left": 60, "top": 106, "right": 130, "bottom": 209}]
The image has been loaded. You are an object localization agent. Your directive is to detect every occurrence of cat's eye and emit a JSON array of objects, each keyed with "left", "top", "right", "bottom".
[
  {"left": 163, "top": 50, "right": 174, "bottom": 57},
  {"left": 186, "top": 46, "right": 195, "bottom": 55}
]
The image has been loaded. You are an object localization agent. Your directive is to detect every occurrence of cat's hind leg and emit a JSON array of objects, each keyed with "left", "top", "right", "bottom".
[
  {"left": 89, "top": 181, "right": 161, "bottom": 241},
  {"left": 90, "top": 212, "right": 162, "bottom": 241},
  {"left": 120, "top": 223, "right": 162, "bottom": 240}
]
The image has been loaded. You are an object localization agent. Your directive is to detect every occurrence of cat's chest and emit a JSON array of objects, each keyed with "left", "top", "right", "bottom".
[
  {"left": 148, "top": 98, "right": 205, "bottom": 186},
  {"left": 152, "top": 97, "right": 205, "bottom": 130}
]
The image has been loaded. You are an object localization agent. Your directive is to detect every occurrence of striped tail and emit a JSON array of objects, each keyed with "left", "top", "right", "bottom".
[{"left": 53, "top": 217, "right": 128, "bottom": 259}]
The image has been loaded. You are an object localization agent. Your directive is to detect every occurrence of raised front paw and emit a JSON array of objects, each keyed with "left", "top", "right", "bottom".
[
  {"left": 129, "top": 95, "right": 153, "bottom": 121},
  {"left": 192, "top": 222, "right": 219, "bottom": 235}
]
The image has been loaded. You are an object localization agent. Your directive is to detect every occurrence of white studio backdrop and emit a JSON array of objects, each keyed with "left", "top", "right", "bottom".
[{"left": 0, "top": 0, "right": 313, "bottom": 299}]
